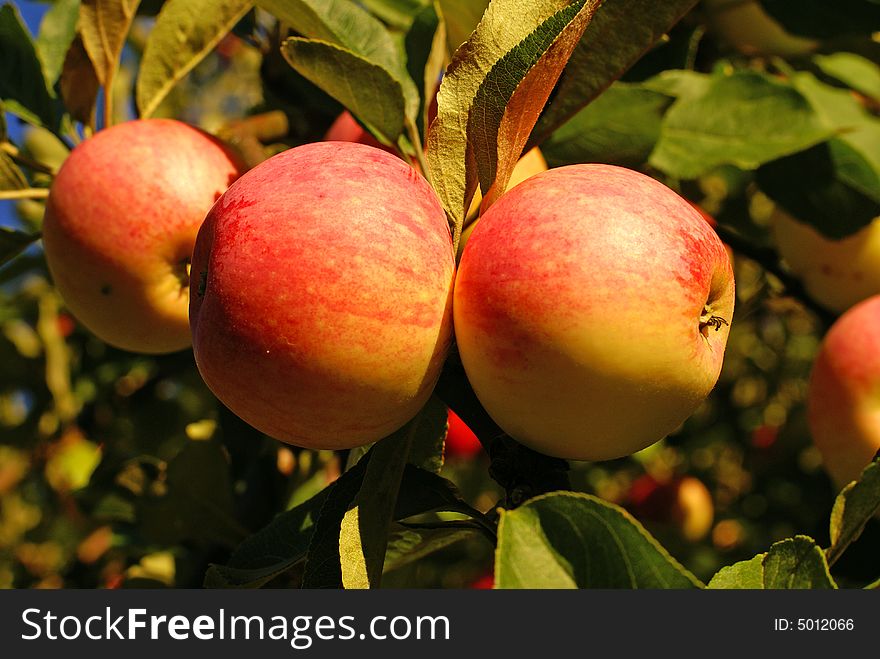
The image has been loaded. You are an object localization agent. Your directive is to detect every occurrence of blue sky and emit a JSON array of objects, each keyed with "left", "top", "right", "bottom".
[{"left": 1, "top": 1, "right": 53, "bottom": 231}]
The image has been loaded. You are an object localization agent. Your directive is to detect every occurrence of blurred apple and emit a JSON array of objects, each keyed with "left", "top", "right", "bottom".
[
  {"left": 42, "top": 119, "right": 245, "bottom": 353},
  {"left": 470, "top": 573, "right": 494, "bottom": 589},
  {"left": 628, "top": 474, "right": 715, "bottom": 542},
  {"left": 445, "top": 408, "right": 483, "bottom": 459},
  {"left": 190, "top": 142, "right": 454, "bottom": 449},
  {"left": 808, "top": 295, "right": 880, "bottom": 488},
  {"left": 324, "top": 111, "right": 397, "bottom": 155},
  {"left": 771, "top": 207, "right": 880, "bottom": 314},
  {"left": 454, "top": 164, "right": 735, "bottom": 461}
]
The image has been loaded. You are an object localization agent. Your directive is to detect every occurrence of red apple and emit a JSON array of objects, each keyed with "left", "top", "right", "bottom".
[
  {"left": 628, "top": 474, "right": 714, "bottom": 542},
  {"left": 445, "top": 408, "right": 483, "bottom": 459},
  {"left": 42, "top": 119, "right": 245, "bottom": 354},
  {"left": 190, "top": 142, "right": 455, "bottom": 449},
  {"left": 324, "top": 111, "right": 396, "bottom": 155},
  {"left": 454, "top": 164, "right": 735, "bottom": 461},
  {"left": 808, "top": 295, "right": 880, "bottom": 488}
]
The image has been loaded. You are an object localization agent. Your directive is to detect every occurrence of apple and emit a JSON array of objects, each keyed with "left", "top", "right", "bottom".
[
  {"left": 42, "top": 119, "right": 245, "bottom": 354},
  {"left": 458, "top": 147, "right": 548, "bottom": 260},
  {"left": 445, "top": 408, "right": 483, "bottom": 459},
  {"left": 454, "top": 164, "right": 735, "bottom": 461},
  {"left": 704, "top": 0, "right": 818, "bottom": 57},
  {"left": 324, "top": 110, "right": 396, "bottom": 155},
  {"left": 628, "top": 474, "right": 714, "bottom": 542},
  {"left": 807, "top": 295, "right": 880, "bottom": 488},
  {"left": 771, "top": 207, "right": 880, "bottom": 314},
  {"left": 190, "top": 141, "right": 455, "bottom": 449}
]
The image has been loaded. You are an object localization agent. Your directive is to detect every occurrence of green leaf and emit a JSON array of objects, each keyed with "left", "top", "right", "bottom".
[
  {"left": 757, "top": 72, "right": 880, "bottom": 239},
  {"left": 404, "top": 1, "right": 445, "bottom": 136},
  {"left": 642, "top": 68, "right": 711, "bottom": 100},
  {"left": 384, "top": 523, "right": 481, "bottom": 573},
  {"left": 207, "top": 450, "right": 480, "bottom": 588},
  {"left": 0, "top": 227, "right": 39, "bottom": 268},
  {"left": 204, "top": 487, "right": 330, "bottom": 588},
  {"left": 35, "top": 0, "right": 80, "bottom": 88},
  {"left": 339, "top": 424, "right": 414, "bottom": 589},
  {"left": 138, "top": 440, "right": 245, "bottom": 550},
  {"left": 707, "top": 555, "right": 765, "bottom": 589},
  {"left": 136, "top": 0, "right": 253, "bottom": 118},
  {"left": 396, "top": 464, "right": 490, "bottom": 523},
  {"left": 814, "top": 52, "right": 880, "bottom": 102},
  {"left": 282, "top": 38, "right": 406, "bottom": 144},
  {"left": 0, "top": 151, "right": 28, "bottom": 190},
  {"left": 530, "top": 0, "right": 699, "bottom": 146},
  {"left": 826, "top": 457, "right": 880, "bottom": 567},
  {"left": 257, "top": 0, "right": 418, "bottom": 123},
  {"left": 495, "top": 492, "right": 703, "bottom": 589},
  {"left": 649, "top": 70, "right": 833, "bottom": 179},
  {"left": 543, "top": 82, "right": 672, "bottom": 168},
  {"left": 471, "top": 0, "right": 600, "bottom": 211},
  {"left": 404, "top": 396, "right": 447, "bottom": 474},
  {"left": 360, "top": 0, "right": 429, "bottom": 30},
  {"left": 58, "top": 34, "right": 100, "bottom": 126},
  {"left": 426, "top": 0, "right": 599, "bottom": 239},
  {"left": 0, "top": 3, "right": 55, "bottom": 128},
  {"left": 763, "top": 536, "right": 837, "bottom": 589},
  {"left": 436, "top": 0, "right": 488, "bottom": 53},
  {"left": 79, "top": 0, "right": 141, "bottom": 87}
]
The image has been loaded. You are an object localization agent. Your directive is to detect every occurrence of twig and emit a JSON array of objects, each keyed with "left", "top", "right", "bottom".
[{"left": 0, "top": 188, "right": 50, "bottom": 201}]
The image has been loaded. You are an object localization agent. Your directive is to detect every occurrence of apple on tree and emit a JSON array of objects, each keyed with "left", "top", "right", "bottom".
[
  {"left": 808, "top": 294, "right": 880, "bottom": 489},
  {"left": 42, "top": 119, "right": 245, "bottom": 354},
  {"left": 454, "top": 164, "right": 735, "bottom": 461},
  {"left": 324, "top": 111, "right": 396, "bottom": 155},
  {"left": 771, "top": 207, "right": 880, "bottom": 314},
  {"left": 445, "top": 408, "right": 483, "bottom": 459},
  {"left": 457, "top": 147, "right": 548, "bottom": 260},
  {"left": 190, "top": 141, "right": 455, "bottom": 449},
  {"left": 627, "top": 474, "right": 715, "bottom": 542}
]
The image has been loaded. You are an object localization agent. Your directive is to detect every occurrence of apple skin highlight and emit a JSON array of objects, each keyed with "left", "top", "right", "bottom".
[
  {"left": 190, "top": 142, "right": 455, "bottom": 449},
  {"left": 454, "top": 164, "right": 735, "bottom": 461},
  {"left": 42, "top": 119, "right": 245, "bottom": 354},
  {"left": 808, "top": 295, "right": 880, "bottom": 489}
]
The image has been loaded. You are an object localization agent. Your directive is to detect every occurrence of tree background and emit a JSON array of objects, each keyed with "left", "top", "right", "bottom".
[{"left": 1, "top": 0, "right": 879, "bottom": 589}]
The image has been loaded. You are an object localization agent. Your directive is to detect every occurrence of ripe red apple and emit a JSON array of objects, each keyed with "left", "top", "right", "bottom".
[
  {"left": 771, "top": 207, "right": 880, "bottom": 314},
  {"left": 42, "top": 119, "right": 245, "bottom": 354},
  {"left": 445, "top": 409, "right": 483, "bottom": 459},
  {"left": 808, "top": 295, "right": 880, "bottom": 488},
  {"left": 190, "top": 142, "right": 455, "bottom": 449},
  {"left": 628, "top": 474, "right": 714, "bottom": 542},
  {"left": 454, "top": 164, "right": 735, "bottom": 461},
  {"left": 324, "top": 111, "right": 396, "bottom": 155},
  {"left": 458, "top": 147, "right": 548, "bottom": 260}
]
